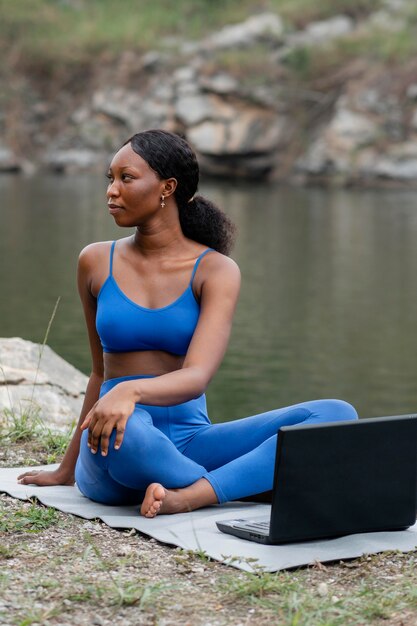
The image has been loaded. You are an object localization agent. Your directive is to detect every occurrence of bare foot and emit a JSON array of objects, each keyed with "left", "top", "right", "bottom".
[
  {"left": 140, "top": 478, "right": 218, "bottom": 518},
  {"left": 141, "top": 483, "right": 167, "bottom": 518}
]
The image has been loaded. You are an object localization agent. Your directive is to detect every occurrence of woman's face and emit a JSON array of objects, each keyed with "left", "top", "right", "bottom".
[{"left": 106, "top": 143, "right": 165, "bottom": 227}]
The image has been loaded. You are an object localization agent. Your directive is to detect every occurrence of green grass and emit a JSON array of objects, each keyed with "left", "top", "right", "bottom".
[
  {"left": 0, "top": 406, "right": 75, "bottom": 464},
  {"left": 0, "top": 500, "right": 61, "bottom": 533},
  {"left": 0, "top": 0, "right": 385, "bottom": 72},
  {"left": 2, "top": 0, "right": 414, "bottom": 106},
  {"left": 216, "top": 554, "right": 417, "bottom": 626}
]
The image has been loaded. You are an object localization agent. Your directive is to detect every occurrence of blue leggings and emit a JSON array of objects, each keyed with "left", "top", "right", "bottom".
[{"left": 75, "top": 375, "right": 358, "bottom": 506}]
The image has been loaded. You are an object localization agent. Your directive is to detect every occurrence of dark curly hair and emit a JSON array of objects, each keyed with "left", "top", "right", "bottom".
[{"left": 123, "top": 130, "right": 236, "bottom": 255}]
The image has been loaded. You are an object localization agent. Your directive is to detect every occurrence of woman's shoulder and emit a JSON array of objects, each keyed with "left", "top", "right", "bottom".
[
  {"left": 197, "top": 248, "right": 241, "bottom": 288},
  {"left": 79, "top": 239, "right": 112, "bottom": 256},
  {"left": 204, "top": 248, "right": 240, "bottom": 273},
  {"left": 78, "top": 240, "right": 115, "bottom": 272}
]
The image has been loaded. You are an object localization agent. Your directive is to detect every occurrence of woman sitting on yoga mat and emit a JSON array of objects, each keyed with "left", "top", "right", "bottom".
[{"left": 18, "top": 130, "right": 358, "bottom": 517}]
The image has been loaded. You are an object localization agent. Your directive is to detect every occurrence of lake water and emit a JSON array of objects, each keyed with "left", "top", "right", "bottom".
[{"left": 1, "top": 173, "right": 417, "bottom": 422}]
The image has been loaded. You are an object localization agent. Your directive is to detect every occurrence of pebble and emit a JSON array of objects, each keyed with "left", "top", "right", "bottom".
[{"left": 317, "top": 582, "right": 328, "bottom": 596}]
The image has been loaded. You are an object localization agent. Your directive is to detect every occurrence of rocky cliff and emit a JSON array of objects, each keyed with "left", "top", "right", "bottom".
[{"left": 2, "top": 1, "right": 417, "bottom": 185}]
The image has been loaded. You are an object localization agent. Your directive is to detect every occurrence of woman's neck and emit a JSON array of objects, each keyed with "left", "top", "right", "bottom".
[{"left": 132, "top": 224, "right": 186, "bottom": 257}]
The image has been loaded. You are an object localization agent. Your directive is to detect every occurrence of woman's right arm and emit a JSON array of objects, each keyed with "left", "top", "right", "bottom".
[{"left": 18, "top": 244, "right": 105, "bottom": 486}]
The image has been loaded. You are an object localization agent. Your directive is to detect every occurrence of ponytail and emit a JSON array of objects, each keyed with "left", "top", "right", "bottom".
[{"left": 178, "top": 195, "right": 236, "bottom": 256}]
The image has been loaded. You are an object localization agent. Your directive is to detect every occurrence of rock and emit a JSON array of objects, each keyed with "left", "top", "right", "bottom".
[
  {"left": 406, "top": 84, "right": 417, "bottom": 101},
  {"left": 175, "top": 94, "right": 213, "bottom": 126},
  {"left": 187, "top": 109, "right": 288, "bottom": 177},
  {"left": 92, "top": 85, "right": 175, "bottom": 133},
  {"left": 297, "top": 107, "right": 380, "bottom": 178},
  {"left": 0, "top": 337, "right": 88, "bottom": 429},
  {"left": 317, "top": 582, "right": 328, "bottom": 597},
  {"left": 287, "top": 15, "right": 354, "bottom": 48},
  {"left": 411, "top": 109, "right": 417, "bottom": 130},
  {"left": 373, "top": 157, "right": 417, "bottom": 180},
  {"left": 199, "top": 73, "right": 239, "bottom": 95},
  {"left": 202, "top": 13, "right": 284, "bottom": 50},
  {"left": 173, "top": 66, "right": 196, "bottom": 84},
  {"left": 296, "top": 136, "right": 334, "bottom": 175},
  {"left": 353, "top": 89, "right": 388, "bottom": 115},
  {"left": 327, "top": 108, "right": 379, "bottom": 148},
  {"left": 0, "top": 145, "right": 21, "bottom": 172},
  {"left": 140, "top": 51, "right": 165, "bottom": 70},
  {"left": 366, "top": 10, "right": 405, "bottom": 32},
  {"left": 42, "top": 148, "right": 100, "bottom": 172},
  {"left": 304, "top": 15, "right": 354, "bottom": 42},
  {"left": 357, "top": 142, "right": 417, "bottom": 180},
  {"left": 92, "top": 88, "right": 144, "bottom": 129},
  {"left": 175, "top": 93, "right": 235, "bottom": 126},
  {"left": 382, "top": 0, "right": 411, "bottom": 12},
  {"left": 188, "top": 109, "right": 286, "bottom": 155},
  {"left": 76, "top": 115, "right": 126, "bottom": 151}
]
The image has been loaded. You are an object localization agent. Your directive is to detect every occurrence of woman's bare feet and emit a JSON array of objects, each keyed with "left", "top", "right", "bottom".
[
  {"left": 140, "top": 483, "right": 186, "bottom": 517},
  {"left": 140, "top": 478, "right": 218, "bottom": 518}
]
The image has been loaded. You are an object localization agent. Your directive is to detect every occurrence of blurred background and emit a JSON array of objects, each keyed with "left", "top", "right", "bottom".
[{"left": 1, "top": 0, "right": 417, "bottom": 421}]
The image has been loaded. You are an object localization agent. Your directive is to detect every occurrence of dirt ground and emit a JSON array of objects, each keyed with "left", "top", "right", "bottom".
[{"left": 1, "top": 442, "right": 417, "bottom": 626}]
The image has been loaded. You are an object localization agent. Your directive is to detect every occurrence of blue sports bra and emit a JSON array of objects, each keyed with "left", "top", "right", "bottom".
[{"left": 96, "top": 241, "right": 213, "bottom": 355}]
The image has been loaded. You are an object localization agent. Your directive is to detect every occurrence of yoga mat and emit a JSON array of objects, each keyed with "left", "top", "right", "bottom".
[{"left": 2, "top": 465, "right": 417, "bottom": 572}]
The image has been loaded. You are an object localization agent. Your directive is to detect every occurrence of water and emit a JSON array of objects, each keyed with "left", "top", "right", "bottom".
[{"left": 1, "top": 173, "right": 417, "bottom": 421}]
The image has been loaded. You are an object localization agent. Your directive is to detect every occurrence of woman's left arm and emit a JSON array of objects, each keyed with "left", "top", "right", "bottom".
[{"left": 81, "top": 253, "right": 240, "bottom": 455}]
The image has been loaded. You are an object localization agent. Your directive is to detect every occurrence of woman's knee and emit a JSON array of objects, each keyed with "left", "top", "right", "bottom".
[
  {"left": 321, "top": 399, "right": 358, "bottom": 422},
  {"left": 300, "top": 398, "right": 358, "bottom": 424}
]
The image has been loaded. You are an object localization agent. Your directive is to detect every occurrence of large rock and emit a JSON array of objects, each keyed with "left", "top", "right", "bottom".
[
  {"left": 0, "top": 337, "right": 88, "bottom": 430},
  {"left": 189, "top": 109, "right": 287, "bottom": 154},
  {"left": 297, "top": 105, "right": 380, "bottom": 178},
  {"left": 187, "top": 108, "right": 289, "bottom": 177}
]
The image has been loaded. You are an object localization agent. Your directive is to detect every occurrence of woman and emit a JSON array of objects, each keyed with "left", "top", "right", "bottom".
[{"left": 18, "top": 130, "right": 358, "bottom": 517}]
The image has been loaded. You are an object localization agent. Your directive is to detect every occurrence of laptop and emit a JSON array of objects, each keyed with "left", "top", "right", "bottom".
[{"left": 216, "top": 415, "right": 417, "bottom": 544}]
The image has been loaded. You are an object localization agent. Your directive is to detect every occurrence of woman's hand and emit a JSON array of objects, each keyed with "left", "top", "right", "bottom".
[
  {"left": 80, "top": 382, "right": 136, "bottom": 456},
  {"left": 17, "top": 468, "right": 75, "bottom": 487}
]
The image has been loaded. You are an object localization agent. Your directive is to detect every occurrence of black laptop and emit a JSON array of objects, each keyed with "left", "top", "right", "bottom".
[{"left": 216, "top": 415, "right": 417, "bottom": 544}]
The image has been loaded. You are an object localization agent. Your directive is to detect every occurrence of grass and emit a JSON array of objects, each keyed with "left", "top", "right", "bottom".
[
  {"left": 0, "top": 406, "right": 75, "bottom": 464},
  {"left": 82, "top": 532, "right": 174, "bottom": 608},
  {"left": 215, "top": 555, "right": 417, "bottom": 625},
  {"left": 0, "top": 0, "right": 387, "bottom": 74},
  {"left": 0, "top": 499, "right": 61, "bottom": 533}
]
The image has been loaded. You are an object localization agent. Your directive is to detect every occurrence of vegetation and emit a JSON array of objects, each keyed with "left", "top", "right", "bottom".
[
  {"left": 0, "top": 0, "right": 403, "bottom": 76},
  {"left": 0, "top": 406, "right": 74, "bottom": 464},
  {"left": 0, "top": 499, "right": 60, "bottom": 533},
  {"left": 0, "top": 296, "right": 73, "bottom": 464}
]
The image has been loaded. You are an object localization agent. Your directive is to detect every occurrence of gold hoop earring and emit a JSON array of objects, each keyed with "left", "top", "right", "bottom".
[{"left": 160, "top": 195, "right": 165, "bottom": 208}]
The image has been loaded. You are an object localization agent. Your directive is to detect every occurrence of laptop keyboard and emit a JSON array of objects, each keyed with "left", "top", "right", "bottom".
[{"left": 241, "top": 520, "right": 270, "bottom": 532}]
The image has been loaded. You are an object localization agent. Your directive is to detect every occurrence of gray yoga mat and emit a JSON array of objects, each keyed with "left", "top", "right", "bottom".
[{"left": 2, "top": 465, "right": 417, "bottom": 572}]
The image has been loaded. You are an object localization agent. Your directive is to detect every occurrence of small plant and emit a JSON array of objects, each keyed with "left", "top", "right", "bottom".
[
  {"left": 0, "top": 499, "right": 61, "bottom": 533},
  {"left": 0, "top": 406, "right": 41, "bottom": 443}
]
